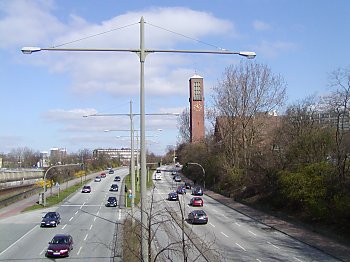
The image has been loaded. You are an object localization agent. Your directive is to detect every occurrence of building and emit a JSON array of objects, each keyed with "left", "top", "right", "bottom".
[
  {"left": 189, "top": 74, "right": 205, "bottom": 143},
  {"left": 93, "top": 148, "right": 139, "bottom": 164}
]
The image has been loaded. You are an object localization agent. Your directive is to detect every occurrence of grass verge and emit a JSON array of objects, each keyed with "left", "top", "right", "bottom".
[{"left": 22, "top": 180, "right": 90, "bottom": 212}]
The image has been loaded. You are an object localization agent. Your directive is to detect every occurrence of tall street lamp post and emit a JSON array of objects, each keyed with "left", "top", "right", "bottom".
[{"left": 22, "top": 16, "right": 255, "bottom": 261}]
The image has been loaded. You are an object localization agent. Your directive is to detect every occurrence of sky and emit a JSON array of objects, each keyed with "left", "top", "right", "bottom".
[{"left": 1, "top": 0, "right": 350, "bottom": 156}]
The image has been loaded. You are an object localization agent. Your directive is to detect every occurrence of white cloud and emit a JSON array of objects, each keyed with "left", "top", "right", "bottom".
[
  {"left": 1, "top": 4, "right": 235, "bottom": 98},
  {"left": 252, "top": 20, "right": 271, "bottom": 31},
  {"left": 252, "top": 40, "right": 298, "bottom": 58}
]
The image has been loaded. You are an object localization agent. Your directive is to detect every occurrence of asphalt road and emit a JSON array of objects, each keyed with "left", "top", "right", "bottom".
[
  {"left": 150, "top": 167, "right": 340, "bottom": 262},
  {"left": 0, "top": 167, "right": 128, "bottom": 262}
]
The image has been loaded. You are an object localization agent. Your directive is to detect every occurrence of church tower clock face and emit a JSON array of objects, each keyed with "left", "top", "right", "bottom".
[{"left": 194, "top": 102, "right": 202, "bottom": 111}]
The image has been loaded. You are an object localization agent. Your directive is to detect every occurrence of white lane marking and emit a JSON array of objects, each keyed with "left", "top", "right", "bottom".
[
  {"left": 118, "top": 209, "right": 121, "bottom": 220},
  {"left": 77, "top": 246, "right": 82, "bottom": 255},
  {"left": 212, "top": 209, "right": 218, "bottom": 213},
  {"left": 209, "top": 222, "right": 215, "bottom": 227},
  {"left": 75, "top": 211, "right": 79, "bottom": 215},
  {"left": 84, "top": 234, "right": 88, "bottom": 241},
  {"left": 267, "top": 241, "right": 280, "bottom": 249},
  {"left": 62, "top": 224, "right": 67, "bottom": 230},
  {"left": 235, "top": 242, "right": 246, "bottom": 251},
  {"left": 94, "top": 217, "right": 97, "bottom": 222},
  {"left": 89, "top": 224, "right": 93, "bottom": 230},
  {"left": 248, "top": 230, "right": 257, "bottom": 236},
  {"left": 69, "top": 217, "right": 74, "bottom": 222},
  {"left": 0, "top": 225, "right": 37, "bottom": 256},
  {"left": 61, "top": 204, "right": 100, "bottom": 207},
  {"left": 39, "top": 247, "right": 46, "bottom": 255},
  {"left": 294, "top": 257, "right": 303, "bottom": 262},
  {"left": 221, "top": 232, "right": 229, "bottom": 238},
  {"left": 79, "top": 202, "right": 86, "bottom": 209},
  {"left": 256, "top": 259, "right": 262, "bottom": 262},
  {"left": 96, "top": 211, "right": 100, "bottom": 216},
  {"left": 235, "top": 222, "right": 241, "bottom": 227}
]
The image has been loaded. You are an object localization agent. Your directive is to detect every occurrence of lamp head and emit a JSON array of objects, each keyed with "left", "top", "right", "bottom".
[{"left": 21, "top": 47, "right": 41, "bottom": 54}]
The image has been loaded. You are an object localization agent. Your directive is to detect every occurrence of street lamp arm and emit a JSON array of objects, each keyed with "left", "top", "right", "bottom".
[{"left": 22, "top": 46, "right": 256, "bottom": 59}]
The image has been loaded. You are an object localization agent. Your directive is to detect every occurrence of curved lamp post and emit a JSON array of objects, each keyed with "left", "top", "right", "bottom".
[
  {"left": 43, "top": 163, "right": 81, "bottom": 206},
  {"left": 187, "top": 162, "right": 206, "bottom": 189}
]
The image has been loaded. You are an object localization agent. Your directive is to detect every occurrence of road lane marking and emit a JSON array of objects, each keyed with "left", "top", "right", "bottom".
[
  {"left": 209, "top": 222, "right": 215, "bottom": 227},
  {"left": 118, "top": 209, "right": 121, "bottom": 220},
  {"left": 221, "top": 232, "right": 229, "bottom": 238},
  {"left": 89, "top": 224, "right": 93, "bottom": 230},
  {"left": 235, "top": 222, "right": 241, "bottom": 227},
  {"left": 267, "top": 241, "right": 280, "bottom": 249},
  {"left": 256, "top": 259, "right": 262, "bottom": 262},
  {"left": 235, "top": 242, "right": 246, "bottom": 251},
  {"left": 69, "top": 216, "right": 74, "bottom": 221},
  {"left": 94, "top": 217, "right": 97, "bottom": 222},
  {"left": 97, "top": 211, "right": 100, "bottom": 216},
  {"left": 294, "top": 257, "right": 303, "bottom": 262},
  {"left": 39, "top": 247, "right": 46, "bottom": 255},
  {"left": 84, "top": 234, "right": 88, "bottom": 241},
  {"left": 77, "top": 246, "right": 82, "bottom": 255},
  {"left": 62, "top": 224, "right": 67, "bottom": 229},
  {"left": 61, "top": 204, "right": 100, "bottom": 207},
  {"left": 75, "top": 211, "right": 79, "bottom": 215},
  {"left": 79, "top": 202, "right": 86, "bottom": 209},
  {"left": 248, "top": 230, "right": 257, "bottom": 236},
  {"left": 0, "top": 225, "right": 37, "bottom": 256}
]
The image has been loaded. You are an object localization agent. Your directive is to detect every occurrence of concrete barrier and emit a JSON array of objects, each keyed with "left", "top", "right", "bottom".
[{"left": 0, "top": 169, "right": 44, "bottom": 183}]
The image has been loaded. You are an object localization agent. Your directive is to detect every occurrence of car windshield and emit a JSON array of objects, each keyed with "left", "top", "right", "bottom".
[
  {"left": 45, "top": 213, "right": 56, "bottom": 218},
  {"left": 52, "top": 237, "right": 67, "bottom": 244}
]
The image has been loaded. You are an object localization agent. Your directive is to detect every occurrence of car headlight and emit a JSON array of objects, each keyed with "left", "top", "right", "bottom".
[
  {"left": 47, "top": 249, "right": 53, "bottom": 252},
  {"left": 50, "top": 221, "right": 56, "bottom": 224},
  {"left": 60, "top": 249, "right": 68, "bottom": 253}
]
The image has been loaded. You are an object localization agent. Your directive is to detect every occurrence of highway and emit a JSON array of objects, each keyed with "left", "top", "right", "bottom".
[
  {"left": 0, "top": 167, "right": 128, "bottom": 262},
  {"left": 150, "top": 166, "right": 340, "bottom": 262}
]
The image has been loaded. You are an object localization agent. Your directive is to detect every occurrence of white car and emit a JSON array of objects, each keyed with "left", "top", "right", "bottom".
[
  {"left": 94, "top": 176, "right": 101, "bottom": 182},
  {"left": 154, "top": 172, "right": 162, "bottom": 180}
]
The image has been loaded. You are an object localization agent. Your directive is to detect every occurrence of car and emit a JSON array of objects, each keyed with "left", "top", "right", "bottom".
[
  {"left": 176, "top": 185, "right": 186, "bottom": 194},
  {"left": 100, "top": 172, "right": 106, "bottom": 178},
  {"left": 106, "top": 196, "right": 118, "bottom": 207},
  {"left": 174, "top": 175, "right": 181, "bottom": 182},
  {"left": 154, "top": 170, "right": 162, "bottom": 180},
  {"left": 41, "top": 212, "right": 61, "bottom": 227},
  {"left": 108, "top": 169, "right": 115, "bottom": 174},
  {"left": 190, "top": 197, "right": 203, "bottom": 207},
  {"left": 114, "top": 176, "right": 121, "bottom": 182},
  {"left": 188, "top": 210, "right": 208, "bottom": 224},
  {"left": 94, "top": 176, "right": 101, "bottom": 182},
  {"left": 184, "top": 182, "right": 192, "bottom": 189},
  {"left": 167, "top": 192, "right": 179, "bottom": 201},
  {"left": 109, "top": 184, "right": 119, "bottom": 192},
  {"left": 192, "top": 186, "right": 203, "bottom": 196},
  {"left": 81, "top": 185, "right": 91, "bottom": 193},
  {"left": 46, "top": 234, "right": 73, "bottom": 257}
]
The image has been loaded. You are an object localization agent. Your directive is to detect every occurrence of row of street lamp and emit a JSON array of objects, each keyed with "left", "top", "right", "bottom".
[{"left": 22, "top": 16, "right": 255, "bottom": 261}]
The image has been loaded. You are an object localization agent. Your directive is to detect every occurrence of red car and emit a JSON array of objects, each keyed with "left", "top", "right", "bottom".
[
  {"left": 190, "top": 197, "right": 203, "bottom": 207},
  {"left": 100, "top": 172, "right": 106, "bottom": 178},
  {"left": 46, "top": 234, "right": 73, "bottom": 257}
]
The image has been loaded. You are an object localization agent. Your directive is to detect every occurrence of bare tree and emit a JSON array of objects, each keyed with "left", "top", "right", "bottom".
[
  {"left": 212, "top": 60, "right": 286, "bottom": 171},
  {"left": 177, "top": 107, "right": 191, "bottom": 144},
  {"left": 123, "top": 186, "right": 220, "bottom": 262},
  {"left": 325, "top": 67, "right": 350, "bottom": 181}
]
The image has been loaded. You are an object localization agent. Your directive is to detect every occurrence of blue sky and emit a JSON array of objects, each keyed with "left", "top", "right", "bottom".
[{"left": 1, "top": 0, "right": 349, "bottom": 156}]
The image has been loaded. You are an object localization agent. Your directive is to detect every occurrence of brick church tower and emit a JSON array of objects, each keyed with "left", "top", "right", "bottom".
[{"left": 189, "top": 74, "right": 205, "bottom": 143}]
